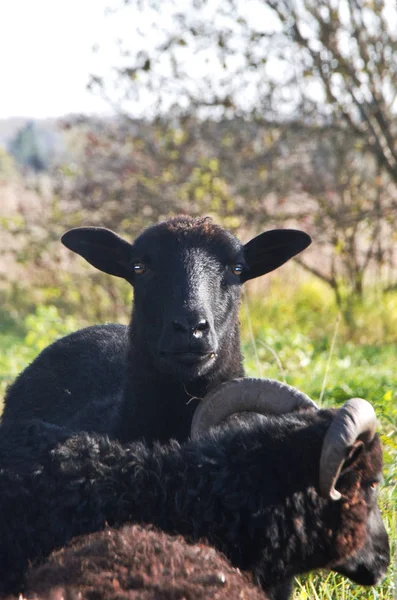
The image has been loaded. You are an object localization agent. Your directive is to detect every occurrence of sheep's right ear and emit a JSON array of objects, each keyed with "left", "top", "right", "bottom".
[{"left": 62, "top": 227, "right": 133, "bottom": 280}]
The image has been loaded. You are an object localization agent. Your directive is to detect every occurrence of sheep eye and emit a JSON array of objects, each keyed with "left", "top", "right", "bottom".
[
  {"left": 370, "top": 481, "right": 379, "bottom": 490},
  {"left": 231, "top": 263, "right": 244, "bottom": 276},
  {"left": 133, "top": 263, "right": 146, "bottom": 275}
]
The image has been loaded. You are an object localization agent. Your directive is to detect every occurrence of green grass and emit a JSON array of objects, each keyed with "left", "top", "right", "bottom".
[{"left": 0, "top": 276, "right": 396, "bottom": 599}]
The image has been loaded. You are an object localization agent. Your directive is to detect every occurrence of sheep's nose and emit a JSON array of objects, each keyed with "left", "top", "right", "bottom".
[
  {"left": 192, "top": 319, "right": 210, "bottom": 339},
  {"left": 172, "top": 318, "right": 210, "bottom": 338}
]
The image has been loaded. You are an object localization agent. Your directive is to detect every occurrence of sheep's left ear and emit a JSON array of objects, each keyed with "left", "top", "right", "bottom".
[
  {"left": 340, "top": 440, "right": 365, "bottom": 475},
  {"left": 241, "top": 229, "right": 311, "bottom": 283}
]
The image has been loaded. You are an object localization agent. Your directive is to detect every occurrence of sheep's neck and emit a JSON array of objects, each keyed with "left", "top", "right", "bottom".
[{"left": 117, "top": 320, "right": 244, "bottom": 444}]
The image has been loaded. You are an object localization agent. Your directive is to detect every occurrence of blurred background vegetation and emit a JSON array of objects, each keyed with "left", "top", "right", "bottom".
[{"left": 0, "top": 1, "right": 396, "bottom": 597}]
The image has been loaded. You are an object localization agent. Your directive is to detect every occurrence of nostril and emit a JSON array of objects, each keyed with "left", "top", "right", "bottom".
[
  {"left": 195, "top": 319, "right": 209, "bottom": 332},
  {"left": 192, "top": 319, "right": 209, "bottom": 338},
  {"left": 172, "top": 320, "right": 189, "bottom": 334},
  {"left": 172, "top": 318, "right": 209, "bottom": 337}
]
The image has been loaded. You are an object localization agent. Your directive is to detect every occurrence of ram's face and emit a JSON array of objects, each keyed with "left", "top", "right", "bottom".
[
  {"left": 130, "top": 221, "right": 244, "bottom": 380},
  {"left": 332, "top": 436, "right": 390, "bottom": 586}
]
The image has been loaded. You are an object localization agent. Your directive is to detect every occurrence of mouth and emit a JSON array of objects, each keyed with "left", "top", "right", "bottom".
[
  {"left": 335, "top": 562, "right": 389, "bottom": 586},
  {"left": 160, "top": 351, "right": 217, "bottom": 366}
]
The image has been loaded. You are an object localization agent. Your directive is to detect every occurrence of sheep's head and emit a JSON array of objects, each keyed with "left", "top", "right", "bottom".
[
  {"left": 324, "top": 432, "right": 389, "bottom": 585},
  {"left": 314, "top": 398, "right": 388, "bottom": 585},
  {"left": 61, "top": 216, "right": 311, "bottom": 381}
]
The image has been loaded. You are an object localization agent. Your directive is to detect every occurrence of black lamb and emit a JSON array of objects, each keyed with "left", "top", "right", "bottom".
[
  {"left": 2, "top": 215, "right": 311, "bottom": 444},
  {"left": 0, "top": 380, "right": 389, "bottom": 597}
]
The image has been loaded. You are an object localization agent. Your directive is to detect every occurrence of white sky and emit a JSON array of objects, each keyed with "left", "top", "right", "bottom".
[
  {"left": 1, "top": 1, "right": 396, "bottom": 120},
  {"left": 0, "top": 0, "right": 280, "bottom": 120},
  {"left": 0, "top": 0, "right": 124, "bottom": 118}
]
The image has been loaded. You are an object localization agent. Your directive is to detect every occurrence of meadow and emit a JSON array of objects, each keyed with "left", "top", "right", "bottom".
[{"left": 0, "top": 271, "right": 396, "bottom": 599}]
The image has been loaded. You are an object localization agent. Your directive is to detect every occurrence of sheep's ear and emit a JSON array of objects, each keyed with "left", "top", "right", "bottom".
[
  {"left": 241, "top": 229, "right": 311, "bottom": 283},
  {"left": 340, "top": 440, "right": 365, "bottom": 475},
  {"left": 62, "top": 227, "right": 133, "bottom": 280}
]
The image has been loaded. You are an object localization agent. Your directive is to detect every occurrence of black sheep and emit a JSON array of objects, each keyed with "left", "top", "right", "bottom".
[
  {"left": 0, "top": 383, "right": 389, "bottom": 597},
  {"left": 23, "top": 524, "right": 269, "bottom": 600},
  {"left": 2, "top": 216, "right": 311, "bottom": 444}
]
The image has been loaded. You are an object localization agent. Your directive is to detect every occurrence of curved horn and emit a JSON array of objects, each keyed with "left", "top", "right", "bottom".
[
  {"left": 190, "top": 377, "right": 317, "bottom": 440},
  {"left": 319, "top": 398, "right": 377, "bottom": 501}
]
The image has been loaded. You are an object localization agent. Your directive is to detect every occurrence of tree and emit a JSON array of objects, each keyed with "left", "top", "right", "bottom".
[
  {"left": 8, "top": 121, "right": 63, "bottom": 173},
  {"left": 9, "top": 122, "right": 47, "bottom": 173},
  {"left": 266, "top": 0, "right": 397, "bottom": 184},
  {"left": 82, "top": 0, "right": 397, "bottom": 322},
  {"left": 265, "top": 125, "right": 397, "bottom": 324},
  {"left": 94, "top": 0, "right": 397, "bottom": 186}
]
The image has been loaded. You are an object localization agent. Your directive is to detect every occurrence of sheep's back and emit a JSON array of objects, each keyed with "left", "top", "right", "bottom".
[
  {"left": 2, "top": 324, "right": 128, "bottom": 433},
  {"left": 23, "top": 524, "right": 269, "bottom": 600}
]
